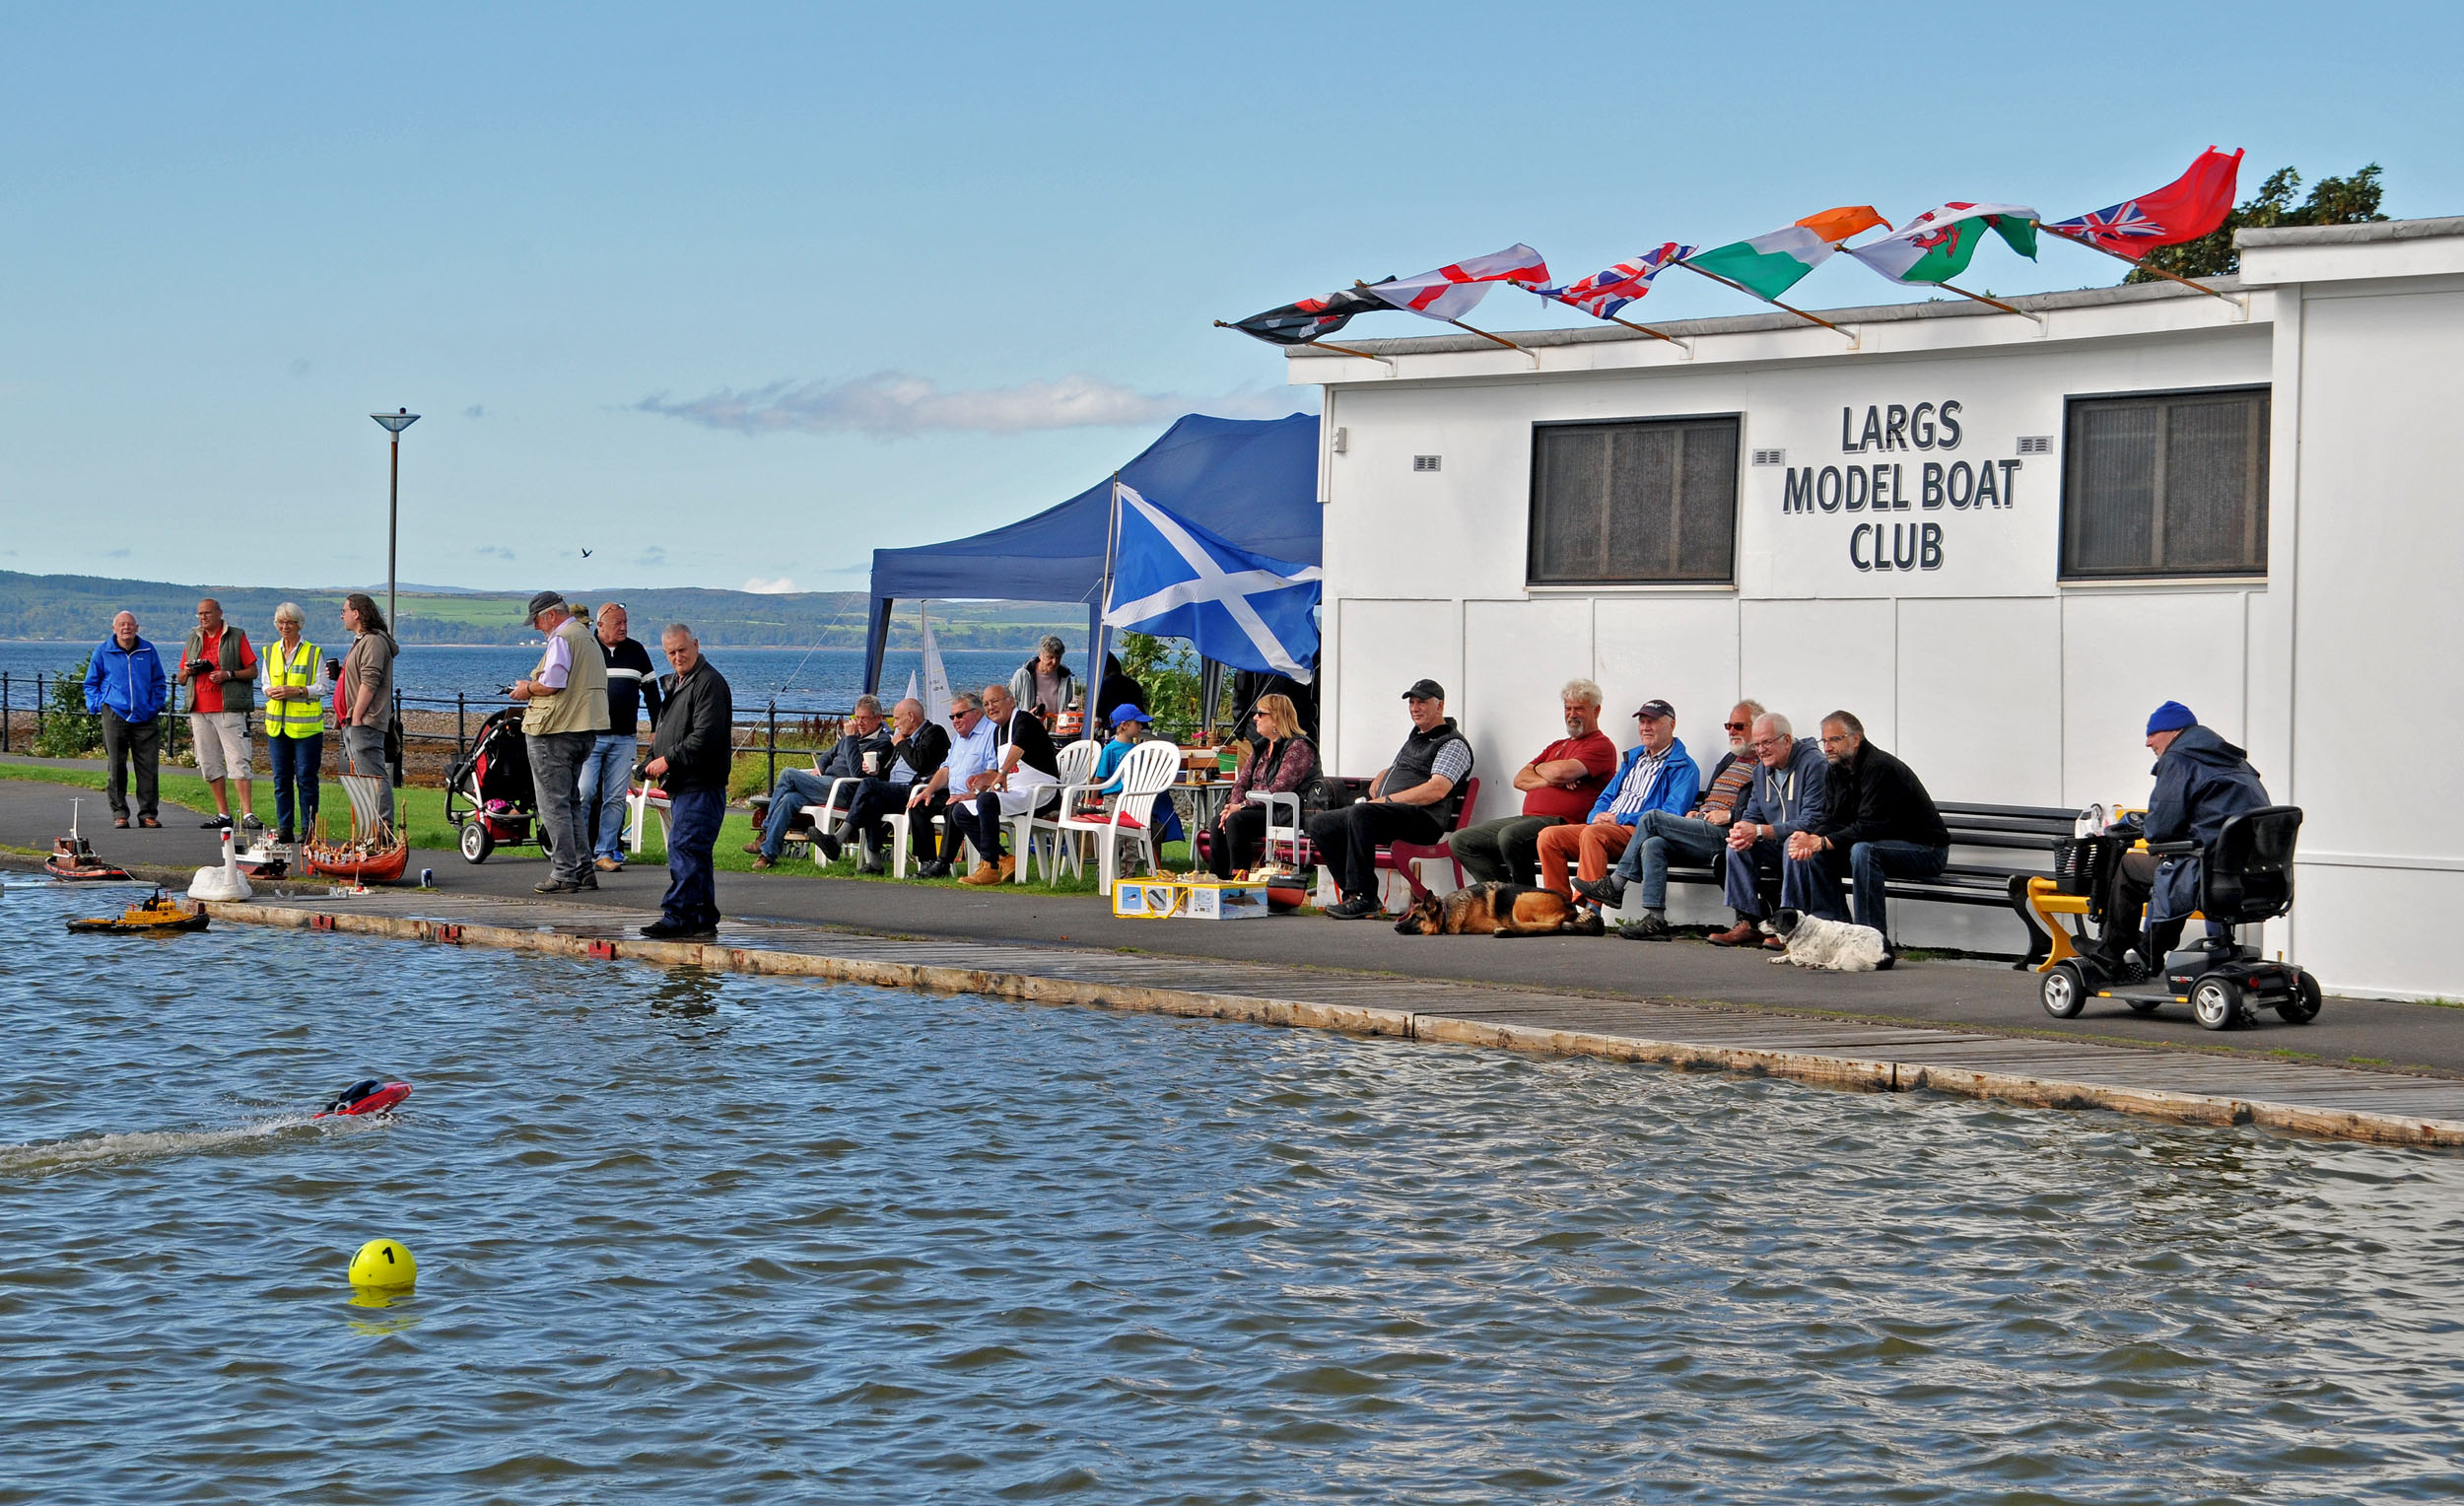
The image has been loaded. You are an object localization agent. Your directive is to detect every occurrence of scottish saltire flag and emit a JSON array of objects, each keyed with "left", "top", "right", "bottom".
[
  {"left": 2046, "top": 148, "right": 2243, "bottom": 258},
  {"left": 1536, "top": 242, "right": 1695, "bottom": 319},
  {"left": 1102, "top": 483, "right": 1323, "bottom": 681},
  {"left": 1366, "top": 243, "right": 1550, "bottom": 322}
]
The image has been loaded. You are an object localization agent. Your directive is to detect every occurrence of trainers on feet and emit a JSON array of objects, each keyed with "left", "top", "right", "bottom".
[
  {"left": 1572, "top": 875, "right": 1625, "bottom": 909},
  {"left": 240, "top": 813, "right": 263, "bottom": 830},
  {"left": 202, "top": 815, "right": 233, "bottom": 830},
  {"left": 1324, "top": 896, "right": 1381, "bottom": 920},
  {"left": 1615, "top": 914, "right": 1673, "bottom": 941}
]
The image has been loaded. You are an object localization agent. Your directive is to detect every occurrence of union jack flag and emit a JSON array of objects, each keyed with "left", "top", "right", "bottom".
[
  {"left": 2046, "top": 199, "right": 2165, "bottom": 244},
  {"left": 1536, "top": 242, "right": 1694, "bottom": 320}
]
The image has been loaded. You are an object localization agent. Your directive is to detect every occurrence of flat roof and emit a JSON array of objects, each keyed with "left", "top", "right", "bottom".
[{"left": 2237, "top": 215, "right": 2464, "bottom": 248}]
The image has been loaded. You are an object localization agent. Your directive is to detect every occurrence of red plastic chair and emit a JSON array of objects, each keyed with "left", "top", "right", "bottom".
[{"left": 1376, "top": 777, "right": 1480, "bottom": 903}]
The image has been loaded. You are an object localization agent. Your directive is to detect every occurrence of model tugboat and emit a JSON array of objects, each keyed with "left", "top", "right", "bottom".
[
  {"left": 44, "top": 800, "right": 132, "bottom": 882},
  {"left": 66, "top": 887, "right": 209, "bottom": 934}
]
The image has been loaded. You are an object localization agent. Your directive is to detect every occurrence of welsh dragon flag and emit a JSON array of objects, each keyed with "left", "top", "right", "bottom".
[
  {"left": 1680, "top": 207, "right": 1885, "bottom": 300},
  {"left": 1845, "top": 203, "right": 2039, "bottom": 285}
]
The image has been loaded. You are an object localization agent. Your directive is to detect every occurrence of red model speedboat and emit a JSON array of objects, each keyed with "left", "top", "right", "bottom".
[{"left": 314, "top": 1079, "right": 413, "bottom": 1119}]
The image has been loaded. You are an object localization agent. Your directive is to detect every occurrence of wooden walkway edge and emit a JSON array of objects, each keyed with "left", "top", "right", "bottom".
[{"left": 201, "top": 897, "right": 2464, "bottom": 1151}]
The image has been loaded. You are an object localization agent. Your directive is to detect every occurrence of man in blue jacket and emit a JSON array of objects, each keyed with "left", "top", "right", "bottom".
[
  {"left": 1534, "top": 698, "right": 1698, "bottom": 899},
  {"left": 2097, "top": 701, "right": 2270, "bottom": 972},
  {"left": 1709, "top": 712, "right": 1832, "bottom": 947},
  {"left": 83, "top": 611, "right": 170, "bottom": 828}
]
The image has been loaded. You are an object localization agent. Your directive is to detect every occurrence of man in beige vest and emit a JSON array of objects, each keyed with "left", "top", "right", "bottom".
[{"left": 512, "top": 590, "right": 610, "bottom": 892}]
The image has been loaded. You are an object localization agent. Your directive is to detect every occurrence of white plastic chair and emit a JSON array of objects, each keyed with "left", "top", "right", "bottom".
[
  {"left": 805, "top": 776, "right": 864, "bottom": 867},
  {"left": 1058, "top": 739, "right": 1181, "bottom": 896},
  {"left": 1020, "top": 739, "right": 1102, "bottom": 883},
  {"left": 1245, "top": 789, "right": 1305, "bottom": 872},
  {"left": 624, "top": 782, "right": 669, "bottom": 855},
  {"left": 883, "top": 801, "right": 973, "bottom": 879}
]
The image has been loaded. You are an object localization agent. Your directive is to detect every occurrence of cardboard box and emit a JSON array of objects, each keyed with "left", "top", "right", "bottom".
[{"left": 1111, "top": 880, "right": 1272, "bottom": 921}]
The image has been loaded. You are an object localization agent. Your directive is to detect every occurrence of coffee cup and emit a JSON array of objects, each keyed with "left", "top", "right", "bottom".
[{"left": 862, "top": 750, "right": 881, "bottom": 775}]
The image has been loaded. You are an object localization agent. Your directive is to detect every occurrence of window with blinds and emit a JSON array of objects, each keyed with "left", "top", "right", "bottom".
[
  {"left": 1528, "top": 416, "right": 1740, "bottom": 585},
  {"left": 2061, "top": 387, "right": 2270, "bottom": 579}
]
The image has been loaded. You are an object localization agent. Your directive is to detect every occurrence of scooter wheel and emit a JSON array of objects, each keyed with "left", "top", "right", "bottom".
[
  {"left": 2278, "top": 971, "right": 2323, "bottom": 1025},
  {"left": 2191, "top": 974, "right": 2240, "bottom": 1031},
  {"left": 2040, "top": 961, "right": 2088, "bottom": 1019},
  {"left": 2125, "top": 998, "right": 2164, "bottom": 1015},
  {"left": 459, "top": 822, "right": 494, "bottom": 863}
]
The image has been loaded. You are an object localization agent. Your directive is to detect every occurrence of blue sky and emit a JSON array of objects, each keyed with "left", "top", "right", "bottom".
[{"left": 2, "top": 2, "right": 2452, "bottom": 596}]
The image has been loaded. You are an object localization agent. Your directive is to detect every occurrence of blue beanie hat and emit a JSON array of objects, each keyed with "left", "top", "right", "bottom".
[{"left": 2146, "top": 701, "right": 2196, "bottom": 736}]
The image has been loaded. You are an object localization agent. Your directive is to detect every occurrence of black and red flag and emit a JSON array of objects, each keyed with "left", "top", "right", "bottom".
[{"left": 1224, "top": 284, "right": 1393, "bottom": 346}]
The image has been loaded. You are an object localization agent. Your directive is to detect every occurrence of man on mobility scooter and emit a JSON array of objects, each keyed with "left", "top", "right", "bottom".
[{"left": 2041, "top": 701, "right": 2322, "bottom": 1030}]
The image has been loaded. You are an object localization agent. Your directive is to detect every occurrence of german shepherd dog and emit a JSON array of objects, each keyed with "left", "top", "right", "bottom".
[{"left": 1395, "top": 882, "right": 1607, "bottom": 937}]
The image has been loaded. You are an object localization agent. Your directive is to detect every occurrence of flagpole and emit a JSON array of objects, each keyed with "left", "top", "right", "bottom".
[
  {"left": 1522, "top": 287, "right": 1689, "bottom": 349},
  {"left": 1932, "top": 282, "right": 2043, "bottom": 322},
  {"left": 1213, "top": 320, "right": 1391, "bottom": 363},
  {"left": 2034, "top": 224, "right": 2244, "bottom": 306},
  {"left": 1444, "top": 317, "right": 1534, "bottom": 356},
  {"left": 1095, "top": 474, "right": 1123, "bottom": 693},
  {"left": 1673, "top": 261, "right": 1859, "bottom": 341}
]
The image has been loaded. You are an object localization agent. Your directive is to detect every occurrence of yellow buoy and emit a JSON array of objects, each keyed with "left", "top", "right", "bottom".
[{"left": 348, "top": 1238, "right": 418, "bottom": 1289}]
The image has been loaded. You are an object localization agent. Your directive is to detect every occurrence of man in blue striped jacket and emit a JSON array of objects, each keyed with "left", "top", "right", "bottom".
[{"left": 1534, "top": 699, "right": 1699, "bottom": 899}]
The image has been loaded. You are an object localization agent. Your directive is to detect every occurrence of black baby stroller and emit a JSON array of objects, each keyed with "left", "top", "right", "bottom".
[{"left": 444, "top": 706, "right": 547, "bottom": 863}]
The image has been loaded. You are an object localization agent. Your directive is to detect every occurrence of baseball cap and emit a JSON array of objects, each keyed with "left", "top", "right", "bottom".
[
  {"left": 522, "top": 589, "right": 567, "bottom": 622},
  {"left": 1107, "top": 704, "right": 1152, "bottom": 724},
  {"left": 1633, "top": 698, "right": 1676, "bottom": 721},
  {"left": 1402, "top": 678, "right": 1446, "bottom": 701}
]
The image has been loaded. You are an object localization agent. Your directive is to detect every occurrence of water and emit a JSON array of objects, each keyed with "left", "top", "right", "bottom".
[
  {"left": 5, "top": 880, "right": 2463, "bottom": 1504},
  {"left": 0, "top": 643, "right": 1037, "bottom": 715}
]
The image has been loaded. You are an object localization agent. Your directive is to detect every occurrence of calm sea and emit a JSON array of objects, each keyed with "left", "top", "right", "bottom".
[
  {"left": 0, "top": 642, "right": 1038, "bottom": 716},
  {"left": 5, "top": 881, "right": 2461, "bottom": 1502}
]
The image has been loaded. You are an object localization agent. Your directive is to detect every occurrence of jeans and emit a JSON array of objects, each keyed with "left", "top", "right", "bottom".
[
  {"left": 342, "top": 724, "right": 394, "bottom": 827},
  {"left": 1787, "top": 840, "right": 1951, "bottom": 937},
  {"left": 758, "top": 767, "right": 842, "bottom": 860},
  {"left": 578, "top": 732, "right": 637, "bottom": 863},
  {"left": 1610, "top": 809, "right": 1726, "bottom": 909},
  {"left": 659, "top": 785, "right": 725, "bottom": 929},
  {"left": 526, "top": 730, "right": 597, "bottom": 884},
  {"left": 267, "top": 733, "right": 322, "bottom": 839},
  {"left": 101, "top": 709, "right": 161, "bottom": 819},
  {"left": 1723, "top": 835, "right": 1833, "bottom": 918},
  {"left": 1304, "top": 800, "right": 1442, "bottom": 904},
  {"left": 1449, "top": 814, "right": 1561, "bottom": 887}
]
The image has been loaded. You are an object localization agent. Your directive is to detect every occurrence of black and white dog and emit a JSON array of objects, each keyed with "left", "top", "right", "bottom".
[{"left": 1762, "top": 909, "right": 1890, "bottom": 972}]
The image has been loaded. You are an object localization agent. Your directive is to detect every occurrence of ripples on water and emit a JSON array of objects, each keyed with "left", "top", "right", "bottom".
[{"left": 3, "top": 882, "right": 2461, "bottom": 1504}]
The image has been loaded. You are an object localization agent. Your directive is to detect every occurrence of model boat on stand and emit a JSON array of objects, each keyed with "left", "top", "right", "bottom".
[
  {"left": 45, "top": 800, "right": 132, "bottom": 882},
  {"left": 304, "top": 774, "right": 409, "bottom": 885}
]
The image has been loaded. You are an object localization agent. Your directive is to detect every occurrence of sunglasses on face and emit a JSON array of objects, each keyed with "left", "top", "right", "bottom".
[{"left": 1724, "top": 721, "right": 1750, "bottom": 732}]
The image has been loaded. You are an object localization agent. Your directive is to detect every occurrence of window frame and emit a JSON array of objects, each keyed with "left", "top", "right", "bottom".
[
  {"left": 2057, "top": 383, "right": 2272, "bottom": 582},
  {"left": 1525, "top": 412, "right": 1745, "bottom": 588}
]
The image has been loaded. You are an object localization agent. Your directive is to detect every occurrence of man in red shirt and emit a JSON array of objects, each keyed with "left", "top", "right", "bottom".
[
  {"left": 1444, "top": 678, "right": 1617, "bottom": 888},
  {"left": 176, "top": 597, "right": 261, "bottom": 831}
]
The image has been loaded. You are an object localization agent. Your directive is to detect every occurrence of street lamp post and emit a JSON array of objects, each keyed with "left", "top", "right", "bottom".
[{"left": 369, "top": 408, "right": 421, "bottom": 632}]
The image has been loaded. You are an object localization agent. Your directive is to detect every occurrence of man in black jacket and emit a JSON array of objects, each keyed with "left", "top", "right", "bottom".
[
  {"left": 641, "top": 624, "right": 733, "bottom": 940},
  {"left": 1785, "top": 710, "right": 1950, "bottom": 960},
  {"left": 830, "top": 697, "right": 950, "bottom": 873}
]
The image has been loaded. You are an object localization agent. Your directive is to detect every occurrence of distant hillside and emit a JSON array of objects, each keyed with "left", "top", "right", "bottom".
[{"left": 0, "top": 571, "right": 1082, "bottom": 650}]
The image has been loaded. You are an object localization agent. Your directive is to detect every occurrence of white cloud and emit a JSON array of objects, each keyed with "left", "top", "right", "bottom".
[
  {"left": 742, "top": 576, "right": 796, "bottom": 594},
  {"left": 636, "top": 371, "right": 1310, "bottom": 438}
]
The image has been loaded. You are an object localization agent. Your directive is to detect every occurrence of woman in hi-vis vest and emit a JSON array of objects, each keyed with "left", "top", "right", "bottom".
[{"left": 258, "top": 602, "right": 329, "bottom": 845}]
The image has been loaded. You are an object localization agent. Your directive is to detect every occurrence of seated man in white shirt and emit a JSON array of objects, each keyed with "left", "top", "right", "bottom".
[{"left": 906, "top": 692, "right": 1002, "bottom": 879}]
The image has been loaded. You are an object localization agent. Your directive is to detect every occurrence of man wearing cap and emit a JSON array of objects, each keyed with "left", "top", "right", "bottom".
[
  {"left": 1533, "top": 698, "right": 1699, "bottom": 900},
  {"left": 2092, "top": 702, "right": 2270, "bottom": 975},
  {"left": 1448, "top": 678, "right": 1618, "bottom": 889},
  {"left": 1578, "top": 698, "right": 1765, "bottom": 938},
  {"left": 1307, "top": 679, "right": 1473, "bottom": 920},
  {"left": 511, "top": 590, "right": 610, "bottom": 893}
]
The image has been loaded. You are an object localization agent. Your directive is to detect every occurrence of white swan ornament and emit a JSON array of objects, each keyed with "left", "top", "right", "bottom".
[{"left": 188, "top": 827, "right": 253, "bottom": 903}]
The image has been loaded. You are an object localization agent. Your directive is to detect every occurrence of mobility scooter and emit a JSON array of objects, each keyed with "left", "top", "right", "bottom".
[{"left": 2037, "top": 805, "right": 2323, "bottom": 1031}]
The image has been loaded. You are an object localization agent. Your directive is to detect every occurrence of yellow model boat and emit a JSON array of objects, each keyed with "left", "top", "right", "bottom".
[{"left": 66, "top": 889, "right": 210, "bottom": 935}]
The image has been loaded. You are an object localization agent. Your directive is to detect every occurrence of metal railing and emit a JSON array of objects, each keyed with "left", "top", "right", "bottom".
[{"left": 3, "top": 669, "right": 855, "bottom": 800}]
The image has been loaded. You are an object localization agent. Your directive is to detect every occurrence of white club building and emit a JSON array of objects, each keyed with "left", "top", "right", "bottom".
[{"left": 1292, "top": 217, "right": 2464, "bottom": 998}]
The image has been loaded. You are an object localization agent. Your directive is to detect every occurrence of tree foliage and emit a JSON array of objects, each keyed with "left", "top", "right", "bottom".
[
  {"left": 1114, "top": 631, "right": 1202, "bottom": 744},
  {"left": 34, "top": 654, "right": 102, "bottom": 757},
  {"left": 2131, "top": 164, "right": 2389, "bottom": 282}
]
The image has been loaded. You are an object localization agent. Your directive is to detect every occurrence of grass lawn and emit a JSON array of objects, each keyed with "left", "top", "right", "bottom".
[{"left": 0, "top": 759, "right": 1193, "bottom": 897}]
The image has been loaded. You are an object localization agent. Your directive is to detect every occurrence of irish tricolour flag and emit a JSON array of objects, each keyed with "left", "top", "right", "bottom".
[
  {"left": 1679, "top": 206, "right": 1886, "bottom": 301},
  {"left": 1844, "top": 202, "right": 2040, "bottom": 286}
]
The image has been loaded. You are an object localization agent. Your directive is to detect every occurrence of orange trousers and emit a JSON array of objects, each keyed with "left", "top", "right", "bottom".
[{"left": 1532, "top": 817, "right": 1633, "bottom": 896}]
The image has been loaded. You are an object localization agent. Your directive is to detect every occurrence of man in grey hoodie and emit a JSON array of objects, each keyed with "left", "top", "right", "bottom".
[{"left": 1708, "top": 712, "right": 1833, "bottom": 948}]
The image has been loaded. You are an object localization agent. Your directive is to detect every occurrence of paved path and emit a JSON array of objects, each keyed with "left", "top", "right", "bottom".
[{"left": 9, "top": 762, "right": 2464, "bottom": 1079}]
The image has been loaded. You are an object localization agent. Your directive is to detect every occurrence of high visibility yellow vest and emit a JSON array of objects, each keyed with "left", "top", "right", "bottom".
[{"left": 265, "top": 639, "right": 325, "bottom": 739}]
